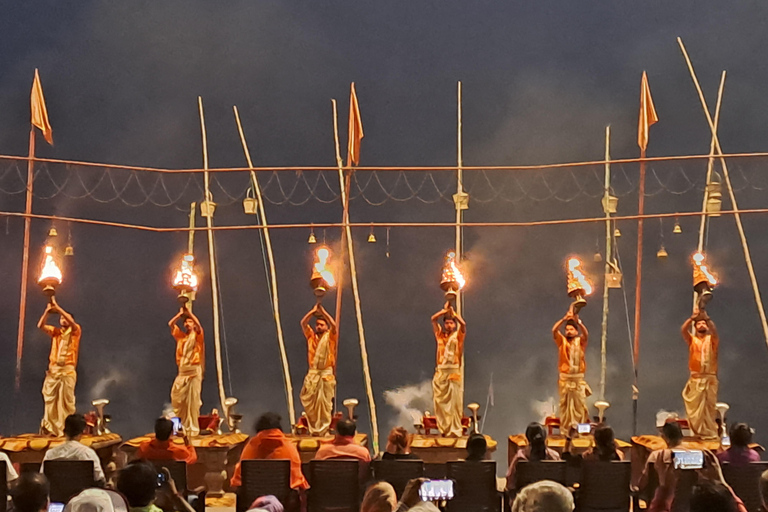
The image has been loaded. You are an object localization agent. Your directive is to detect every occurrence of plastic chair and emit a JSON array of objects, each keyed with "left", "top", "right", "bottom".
[
  {"left": 308, "top": 459, "right": 360, "bottom": 512},
  {"left": 722, "top": 461, "right": 768, "bottom": 512},
  {"left": 577, "top": 460, "right": 631, "bottom": 512},
  {"left": 43, "top": 460, "right": 94, "bottom": 504},
  {"left": 236, "top": 459, "right": 293, "bottom": 512},
  {"left": 514, "top": 460, "right": 567, "bottom": 489},
  {"left": 371, "top": 459, "right": 424, "bottom": 498},
  {"left": 447, "top": 460, "right": 499, "bottom": 512},
  {"left": 0, "top": 461, "right": 7, "bottom": 512}
]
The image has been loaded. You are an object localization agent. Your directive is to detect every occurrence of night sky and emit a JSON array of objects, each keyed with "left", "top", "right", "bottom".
[{"left": 2, "top": 1, "right": 768, "bottom": 470}]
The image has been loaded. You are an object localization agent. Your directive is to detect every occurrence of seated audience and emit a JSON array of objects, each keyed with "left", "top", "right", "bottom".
[
  {"left": 691, "top": 480, "right": 738, "bottom": 512},
  {"left": 760, "top": 469, "right": 768, "bottom": 512},
  {"left": 1, "top": 449, "right": 19, "bottom": 483},
  {"left": 230, "top": 412, "right": 308, "bottom": 490},
  {"left": 379, "top": 427, "right": 417, "bottom": 460},
  {"left": 314, "top": 419, "right": 371, "bottom": 462},
  {"left": 506, "top": 422, "right": 561, "bottom": 490},
  {"left": 42, "top": 414, "right": 105, "bottom": 485},
  {"left": 635, "top": 421, "right": 684, "bottom": 512},
  {"left": 464, "top": 432, "right": 488, "bottom": 462},
  {"left": 10, "top": 472, "right": 50, "bottom": 512},
  {"left": 563, "top": 424, "right": 624, "bottom": 464},
  {"left": 394, "top": 479, "right": 439, "bottom": 512},
  {"left": 361, "top": 482, "right": 397, "bottom": 512},
  {"left": 246, "top": 495, "right": 284, "bottom": 512},
  {"left": 511, "top": 480, "right": 574, "bottom": 512},
  {"left": 117, "top": 461, "right": 194, "bottom": 512},
  {"left": 135, "top": 418, "right": 197, "bottom": 465},
  {"left": 717, "top": 423, "right": 760, "bottom": 467}
]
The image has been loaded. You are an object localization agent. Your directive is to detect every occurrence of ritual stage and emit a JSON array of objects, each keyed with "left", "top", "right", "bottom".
[
  {"left": 0, "top": 433, "right": 122, "bottom": 478},
  {"left": 411, "top": 434, "right": 497, "bottom": 464},
  {"left": 121, "top": 433, "right": 248, "bottom": 496}
]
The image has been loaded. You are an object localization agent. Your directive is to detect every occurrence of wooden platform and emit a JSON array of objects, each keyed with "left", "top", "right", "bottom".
[{"left": 410, "top": 434, "right": 497, "bottom": 464}]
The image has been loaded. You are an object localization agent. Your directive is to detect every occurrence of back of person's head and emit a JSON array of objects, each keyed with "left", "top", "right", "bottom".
[
  {"left": 254, "top": 412, "right": 283, "bottom": 433},
  {"left": 511, "top": 480, "right": 574, "bottom": 512},
  {"left": 729, "top": 423, "right": 752, "bottom": 448},
  {"left": 386, "top": 427, "right": 411, "bottom": 454},
  {"left": 661, "top": 421, "right": 683, "bottom": 446},
  {"left": 361, "top": 482, "right": 396, "bottom": 512},
  {"left": 154, "top": 417, "right": 174, "bottom": 441},
  {"left": 593, "top": 424, "right": 618, "bottom": 461},
  {"left": 63, "top": 414, "right": 87, "bottom": 439},
  {"left": 466, "top": 433, "right": 487, "bottom": 461},
  {"left": 336, "top": 418, "right": 357, "bottom": 437},
  {"left": 116, "top": 460, "right": 157, "bottom": 508},
  {"left": 525, "top": 422, "right": 547, "bottom": 461},
  {"left": 690, "top": 481, "right": 737, "bottom": 512},
  {"left": 11, "top": 472, "right": 50, "bottom": 512},
  {"left": 760, "top": 469, "right": 768, "bottom": 510}
]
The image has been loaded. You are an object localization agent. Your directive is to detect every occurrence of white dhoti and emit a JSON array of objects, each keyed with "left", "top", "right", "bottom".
[
  {"left": 558, "top": 372, "right": 591, "bottom": 431},
  {"left": 432, "top": 364, "right": 463, "bottom": 437},
  {"left": 41, "top": 365, "right": 77, "bottom": 437},
  {"left": 682, "top": 372, "right": 718, "bottom": 438},
  {"left": 300, "top": 368, "right": 336, "bottom": 436},
  {"left": 171, "top": 365, "right": 203, "bottom": 436}
]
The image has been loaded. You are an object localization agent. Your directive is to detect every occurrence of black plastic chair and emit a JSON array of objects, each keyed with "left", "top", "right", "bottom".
[
  {"left": 447, "top": 460, "right": 499, "bottom": 512},
  {"left": 371, "top": 459, "right": 424, "bottom": 498},
  {"left": 425, "top": 462, "right": 447, "bottom": 479},
  {"left": 308, "top": 459, "right": 360, "bottom": 512},
  {"left": 43, "top": 460, "right": 94, "bottom": 504},
  {"left": 577, "top": 460, "right": 631, "bottom": 512},
  {"left": 236, "top": 459, "right": 293, "bottom": 512},
  {"left": 1, "top": 460, "right": 7, "bottom": 512},
  {"left": 514, "top": 460, "right": 567, "bottom": 489},
  {"left": 150, "top": 460, "right": 188, "bottom": 491},
  {"left": 722, "top": 461, "right": 768, "bottom": 512}
]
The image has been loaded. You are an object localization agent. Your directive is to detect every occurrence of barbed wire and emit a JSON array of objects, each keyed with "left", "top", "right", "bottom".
[{"left": 1, "top": 156, "right": 767, "bottom": 210}]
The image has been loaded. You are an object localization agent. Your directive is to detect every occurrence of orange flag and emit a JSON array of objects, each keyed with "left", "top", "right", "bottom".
[
  {"left": 637, "top": 71, "right": 658, "bottom": 151},
  {"left": 31, "top": 69, "right": 53, "bottom": 145},
  {"left": 346, "top": 83, "right": 363, "bottom": 167}
]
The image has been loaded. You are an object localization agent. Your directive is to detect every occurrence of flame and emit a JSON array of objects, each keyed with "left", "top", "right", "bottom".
[
  {"left": 173, "top": 254, "right": 199, "bottom": 290},
  {"left": 315, "top": 247, "right": 336, "bottom": 287},
  {"left": 38, "top": 245, "right": 62, "bottom": 284},
  {"left": 443, "top": 252, "right": 466, "bottom": 290},
  {"left": 567, "top": 257, "right": 592, "bottom": 295},
  {"left": 693, "top": 252, "right": 717, "bottom": 286}
]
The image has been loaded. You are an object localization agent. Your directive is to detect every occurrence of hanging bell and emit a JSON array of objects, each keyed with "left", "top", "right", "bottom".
[
  {"left": 593, "top": 251, "right": 602, "bottom": 263},
  {"left": 673, "top": 219, "right": 682, "bottom": 234},
  {"left": 368, "top": 232, "right": 376, "bottom": 243},
  {"left": 200, "top": 200, "right": 217, "bottom": 218},
  {"left": 657, "top": 245, "right": 668, "bottom": 259},
  {"left": 308, "top": 231, "right": 317, "bottom": 244},
  {"left": 243, "top": 187, "right": 258, "bottom": 215},
  {"left": 614, "top": 227, "right": 621, "bottom": 238},
  {"left": 48, "top": 227, "right": 58, "bottom": 237},
  {"left": 601, "top": 195, "right": 618, "bottom": 214},
  {"left": 64, "top": 244, "right": 74, "bottom": 257}
]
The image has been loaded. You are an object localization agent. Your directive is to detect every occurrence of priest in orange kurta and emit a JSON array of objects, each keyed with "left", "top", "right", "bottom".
[
  {"left": 552, "top": 312, "right": 591, "bottom": 431},
  {"left": 681, "top": 310, "right": 719, "bottom": 438},
  {"left": 299, "top": 304, "right": 338, "bottom": 436},
  {"left": 431, "top": 302, "right": 466, "bottom": 438},
  {"left": 168, "top": 306, "right": 205, "bottom": 436},
  {"left": 38, "top": 300, "right": 81, "bottom": 437}
]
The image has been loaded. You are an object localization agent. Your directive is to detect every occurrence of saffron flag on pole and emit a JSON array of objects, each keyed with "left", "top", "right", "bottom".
[
  {"left": 31, "top": 69, "right": 53, "bottom": 145},
  {"left": 346, "top": 82, "right": 363, "bottom": 167},
  {"left": 637, "top": 71, "right": 658, "bottom": 151}
]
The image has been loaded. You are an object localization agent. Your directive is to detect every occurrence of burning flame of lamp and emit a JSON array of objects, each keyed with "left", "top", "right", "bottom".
[
  {"left": 566, "top": 258, "right": 592, "bottom": 315},
  {"left": 693, "top": 252, "right": 717, "bottom": 312},
  {"left": 310, "top": 246, "right": 336, "bottom": 304},
  {"left": 172, "top": 254, "right": 199, "bottom": 305},
  {"left": 440, "top": 251, "right": 466, "bottom": 303},
  {"left": 91, "top": 399, "right": 111, "bottom": 435},
  {"left": 467, "top": 403, "right": 481, "bottom": 434},
  {"left": 343, "top": 398, "right": 358, "bottom": 420},
  {"left": 38, "top": 245, "right": 63, "bottom": 302}
]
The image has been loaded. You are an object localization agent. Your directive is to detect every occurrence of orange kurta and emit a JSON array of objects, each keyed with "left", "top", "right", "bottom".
[
  {"left": 171, "top": 325, "right": 205, "bottom": 369},
  {"left": 302, "top": 326, "right": 337, "bottom": 371},
  {"left": 136, "top": 438, "right": 198, "bottom": 465},
  {"left": 554, "top": 333, "right": 586, "bottom": 374},
  {"left": 231, "top": 429, "right": 309, "bottom": 490},
  {"left": 685, "top": 334, "right": 718, "bottom": 374},
  {"left": 43, "top": 324, "right": 81, "bottom": 369},
  {"left": 434, "top": 328, "right": 465, "bottom": 369}
]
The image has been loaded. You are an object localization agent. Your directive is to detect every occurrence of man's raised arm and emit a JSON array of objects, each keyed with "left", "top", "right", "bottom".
[
  {"left": 708, "top": 318, "right": 719, "bottom": 345},
  {"left": 37, "top": 303, "right": 53, "bottom": 331},
  {"left": 317, "top": 304, "right": 337, "bottom": 333},
  {"left": 577, "top": 316, "right": 588, "bottom": 346},
  {"left": 431, "top": 304, "right": 449, "bottom": 336},
  {"left": 52, "top": 299, "right": 77, "bottom": 330},
  {"left": 681, "top": 315, "right": 694, "bottom": 346},
  {"left": 552, "top": 314, "right": 568, "bottom": 343},
  {"left": 447, "top": 305, "right": 466, "bottom": 332},
  {"left": 168, "top": 307, "right": 185, "bottom": 329},
  {"left": 300, "top": 305, "right": 317, "bottom": 332},
  {"left": 184, "top": 306, "right": 203, "bottom": 332}
]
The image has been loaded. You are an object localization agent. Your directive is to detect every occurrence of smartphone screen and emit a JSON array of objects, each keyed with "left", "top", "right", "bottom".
[
  {"left": 577, "top": 423, "right": 591, "bottom": 434},
  {"left": 171, "top": 417, "right": 182, "bottom": 435},
  {"left": 722, "top": 436, "right": 731, "bottom": 448},
  {"left": 48, "top": 503, "right": 65, "bottom": 512},
  {"left": 157, "top": 471, "right": 167, "bottom": 487},
  {"left": 419, "top": 479, "right": 454, "bottom": 501},
  {"left": 672, "top": 449, "right": 704, "bottom": 470}
]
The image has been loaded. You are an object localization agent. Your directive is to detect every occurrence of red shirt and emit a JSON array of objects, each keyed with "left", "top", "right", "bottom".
[
  {"left": 231, "top": 429, "right": 309, "bottom": 490},
  {"left": 136, "top": 438, "right": 198, "bottom": 465}
]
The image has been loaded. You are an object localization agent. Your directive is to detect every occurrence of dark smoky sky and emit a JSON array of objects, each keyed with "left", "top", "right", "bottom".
[{"left": 2, "top": 1, "right": 768, "bottom": 471}]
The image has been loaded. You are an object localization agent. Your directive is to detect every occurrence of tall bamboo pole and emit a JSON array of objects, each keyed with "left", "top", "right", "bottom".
[
  {"left": 15, "top": 127, "right": 36, "bottom": 392},
  {"left": 678, "top": 38, "right": 768, "bottom": 348},
  {"left": 632, "top": 150, "right": 646, "bottom": 435},
  {"left": 198, "top": 97, "right": 227, "bottom": 413},
  {"left": 332, "top": 98, "right": 379, "bottom": 451},
  {"left": 455, "top": 81, "right": 465, "bottom": 399},
  {"left": 186, "top": 202, "right": 197, "bottom": 312},
  {"left": 599, "top": 126, "right": 611, "bottom": 401},
  {"left": 233, "top": 106, "right": 296, "bottom": 427}
]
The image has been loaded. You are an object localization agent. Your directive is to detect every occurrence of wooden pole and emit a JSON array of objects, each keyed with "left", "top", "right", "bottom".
[
  {"left": 233, "top": 106, "right": 296, "bottom": 427},
  {"left": 632, "top": 147, "right": 646, "bottom": 436},
  {"left": 198, "top": 96, "right": 227, "bottom": 413},
  {"left": 455, "top": 81, "right": 466, "bottom": 400},
  {"left": 15, "top": 127, "right": 36, "bottom": 392},
  {"left": 332, "top": 98, "right": 379, "bottom": 452},
  {"left": 678, "top": 38, "right": 768, "bottom": 348},
  {"left": 599, "top": 126, "right": 611, "bottom": 401}
]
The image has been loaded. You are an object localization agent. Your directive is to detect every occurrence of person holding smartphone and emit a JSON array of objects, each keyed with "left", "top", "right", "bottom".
[{"left": 135, "top": 417, "right": 197, "bottom": 465}]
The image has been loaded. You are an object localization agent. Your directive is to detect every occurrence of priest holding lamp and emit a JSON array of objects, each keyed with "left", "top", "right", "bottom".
[{"left": 552, "top": 257, "right": 592, "bottom": 431}]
